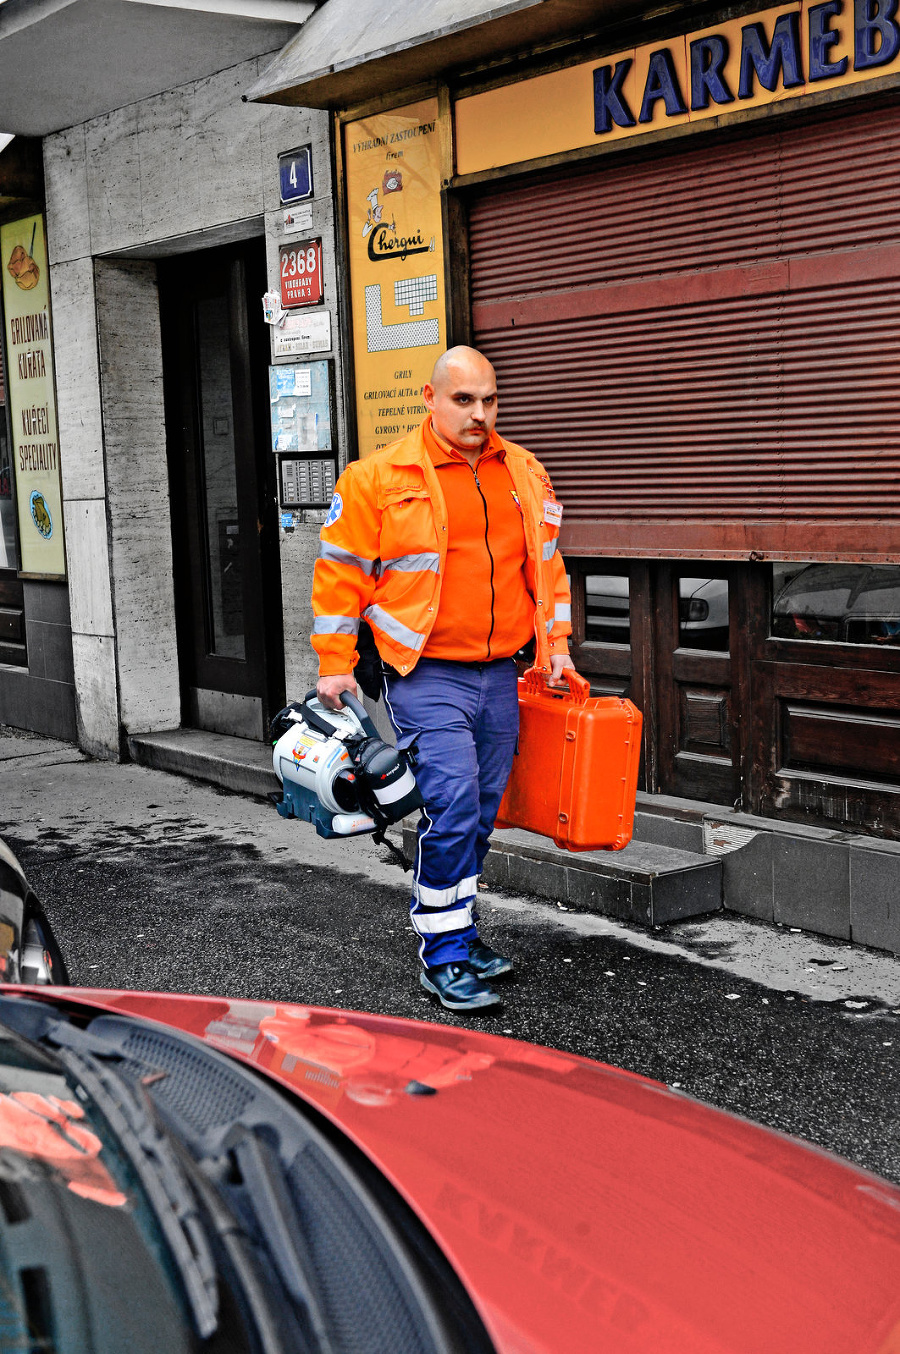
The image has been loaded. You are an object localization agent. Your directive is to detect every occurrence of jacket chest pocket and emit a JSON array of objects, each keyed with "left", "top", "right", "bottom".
[{"left": 378, "top": 488, "right": 436, "bottom": 560}]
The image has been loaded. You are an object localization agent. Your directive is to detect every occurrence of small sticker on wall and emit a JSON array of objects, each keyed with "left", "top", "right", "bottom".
[{"left": 30, "top": 490, "right": 53, "bottom": 538}]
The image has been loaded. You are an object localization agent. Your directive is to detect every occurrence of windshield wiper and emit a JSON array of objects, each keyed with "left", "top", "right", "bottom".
[
  {"left": 45, "top": 1021, "right": 219, "bottom": 1341},
  {"left": 45, "top": 1019, "right": 313, "bottom": 1354},
  {"left": 222, "top": 1124, "right": 335, "bottom": 1354},
  {"left": 166, "top": 1128, "right": 308, "bottom": 1354}
]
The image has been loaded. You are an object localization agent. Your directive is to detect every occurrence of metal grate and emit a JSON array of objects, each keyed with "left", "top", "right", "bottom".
[
  {"left": 288, "top": 1142, "right": 437, "bottom": 1354},
  {"left": 470, "top": 101, "right": 900, "bottom": 559},
  {"left": 119, "top": 1029, "right": 254, "bottom": 1135}
]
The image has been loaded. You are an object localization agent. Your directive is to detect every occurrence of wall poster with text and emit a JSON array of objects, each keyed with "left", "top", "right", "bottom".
[
  {"left": 1, "top": 214, "right": 66, "bottom": 577},
  {"left": 344, "top": 98, "right": 447, "bottom": 458}
]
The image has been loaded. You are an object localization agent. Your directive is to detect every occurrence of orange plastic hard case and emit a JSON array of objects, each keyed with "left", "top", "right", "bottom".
[{"left": 496, "top": 669, "right": 642, "bottom": 851}]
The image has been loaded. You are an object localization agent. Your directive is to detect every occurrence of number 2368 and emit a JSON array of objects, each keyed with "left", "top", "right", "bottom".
[{"left": 281, "top": 247, "right": 319, "bottom": 278}]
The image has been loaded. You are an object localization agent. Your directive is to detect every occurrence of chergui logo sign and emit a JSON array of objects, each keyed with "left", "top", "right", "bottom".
[
  {"left": 367, "top": 224, "right": 434, "bottom": 263},
  {"left": 595, "top": 0, "right": 899, "bottom": 134}
]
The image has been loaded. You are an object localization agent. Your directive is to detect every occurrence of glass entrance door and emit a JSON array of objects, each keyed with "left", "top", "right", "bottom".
[{"left": 160, "top": 241, "right": 283, "bottom": 739}]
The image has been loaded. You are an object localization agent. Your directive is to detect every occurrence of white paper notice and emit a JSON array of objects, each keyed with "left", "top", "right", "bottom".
[{"left": 273, "top": 310, "right": 331, "bottom": 357}]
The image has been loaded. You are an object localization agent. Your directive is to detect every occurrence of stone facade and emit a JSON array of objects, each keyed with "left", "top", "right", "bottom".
[{"left": 41, "top": 54, "right": 340, "bottom": 756}]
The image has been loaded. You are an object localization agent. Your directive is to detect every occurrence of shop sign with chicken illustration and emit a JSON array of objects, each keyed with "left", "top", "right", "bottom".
[
  {"left": 0, "top": 214, "right": 66, "bottom": 576},
  {"left": 344, "top": 98, "right": 447, "bottom": 457}
]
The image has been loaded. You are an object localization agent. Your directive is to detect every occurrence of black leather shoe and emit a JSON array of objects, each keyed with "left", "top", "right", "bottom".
[
  {"left": 419, "top": 961, "right": 503, "bottom": 1011},
  {"left": 468, "top": 940, "right": 513, "bottom": 979}
]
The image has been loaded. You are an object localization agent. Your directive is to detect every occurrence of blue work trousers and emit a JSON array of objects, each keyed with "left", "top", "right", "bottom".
[{"left": 383, "top": 657, "right": 520, "bottom": 968}]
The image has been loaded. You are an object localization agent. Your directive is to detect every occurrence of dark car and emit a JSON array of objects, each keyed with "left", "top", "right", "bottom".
[
  {"left": 773, "top": 563, "right": 900, "bottom": 644},
  {"left": 0, "top": 984, "right": 899, "bottom": 1353},
  {"left": 0, "top": 836, "right": 68, "bottom": 985}
]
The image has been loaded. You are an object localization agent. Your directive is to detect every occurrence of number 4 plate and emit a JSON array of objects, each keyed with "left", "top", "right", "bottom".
[{"left": 279, "top": 146, "right": 313, "bottom": 204}]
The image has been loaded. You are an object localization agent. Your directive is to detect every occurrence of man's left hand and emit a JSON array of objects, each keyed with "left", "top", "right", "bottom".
[{"left": 548, "top": 653, "right": 577, "bottom": 687}]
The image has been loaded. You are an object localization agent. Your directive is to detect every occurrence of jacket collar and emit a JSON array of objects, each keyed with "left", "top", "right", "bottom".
[{"left": 390, "top": 417, "right": 521, "bottom": 467}]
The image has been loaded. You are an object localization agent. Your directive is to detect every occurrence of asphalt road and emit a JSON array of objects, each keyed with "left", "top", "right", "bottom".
[{"left": 2, "top": 730, "right": 900, "bottom": 1185}]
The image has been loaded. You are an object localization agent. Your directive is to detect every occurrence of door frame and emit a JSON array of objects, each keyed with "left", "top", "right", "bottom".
[{"left": 159, "top": 238, "right": 284, "bottom": 735}]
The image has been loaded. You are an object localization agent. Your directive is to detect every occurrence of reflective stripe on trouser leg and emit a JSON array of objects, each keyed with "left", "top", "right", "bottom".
[{"left": 383, "top": 658, "right": 519, "bottom": 967}]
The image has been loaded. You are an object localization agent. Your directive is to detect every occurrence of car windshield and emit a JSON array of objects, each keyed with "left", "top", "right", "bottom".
[
  {"left": 0, "top": 1017, "right": 207, "bottom": 1354},
  {"left": 0, "top": 996, "right": 492, "bottom": 1354}
]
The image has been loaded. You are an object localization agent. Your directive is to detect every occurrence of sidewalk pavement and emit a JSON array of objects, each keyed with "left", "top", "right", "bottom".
[{"left": 2, "top": 724, "right": 900, "bottom": 1009}]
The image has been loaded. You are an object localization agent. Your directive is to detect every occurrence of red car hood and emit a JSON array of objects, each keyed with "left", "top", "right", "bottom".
[{"left": 23, "top": 987, "right": 900, "bottom": 1354}]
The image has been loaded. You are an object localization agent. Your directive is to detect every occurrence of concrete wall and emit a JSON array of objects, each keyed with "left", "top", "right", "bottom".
[
  {"left": 262, "top": 115, "right": 345, "bottom": 705},
  {"left": 94, "top": 258, "right": 180, "bottom": 737},
  {"left": 42, "top": 54, "right": 340, "bottom": 754}
]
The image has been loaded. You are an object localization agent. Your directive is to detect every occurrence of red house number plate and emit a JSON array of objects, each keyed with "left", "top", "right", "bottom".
[{"left": 280, "top": 239, "right": 324, "bottom": 308}]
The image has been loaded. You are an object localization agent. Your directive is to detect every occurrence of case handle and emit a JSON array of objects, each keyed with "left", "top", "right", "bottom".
[{"left": 523, "top": 667, "right": 590, "bottom": 703}]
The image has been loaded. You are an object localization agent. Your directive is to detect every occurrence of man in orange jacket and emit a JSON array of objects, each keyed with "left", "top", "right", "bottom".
[{"left": 312, "top": 346, "right": 575, "bottom": 1012}]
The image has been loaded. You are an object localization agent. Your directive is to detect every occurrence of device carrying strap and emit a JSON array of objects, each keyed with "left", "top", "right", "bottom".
[
  {"left": 297, "top": 693, "right": 342, "bottom": 739},
  {"left": 372, "top": 821, "right": 414, "bottom": 871},
  {"left": 522, "top": 666, "right": 590, "bottom": 702}
]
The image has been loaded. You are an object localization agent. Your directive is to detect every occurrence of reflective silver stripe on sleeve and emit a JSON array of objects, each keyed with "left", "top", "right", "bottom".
[
  {"left": 318, "top": 541, "right": 376, "bottom": 575},
  {"left": 312, "top": 615, "right": 360, "bottom": 636},
  {"left": 554, "top": 602, "right": 571, "bottom": 623},
  {"left": 381, "top": 552, "right": 440, "bottom": 574},
  {"left": 364, "top": 604, "right": 426, "bottom": 651},
  {"left": 542, "top": 538, "right": 558, "bottom": 561},
  {"left": 546, "top": 617, "right": 555, "bottom": 633}
]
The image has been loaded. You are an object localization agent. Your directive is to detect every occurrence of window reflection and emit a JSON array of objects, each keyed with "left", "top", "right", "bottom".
[
  {"left": 584, "top": 574, "right": 630, "bottom": 644},
  {"left": 197, "top": 295, "right": 244, "bottom": 660},
  {"left": 678, "top": 577, "right": 729, "bottom": 652},
  {"left": 773, "top": 563, "right": 900, "bottom": 646}
]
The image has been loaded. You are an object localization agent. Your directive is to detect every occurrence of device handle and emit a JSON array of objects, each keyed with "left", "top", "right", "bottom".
[
  {"left": 522, "top": 666, "right": 590, "bottom": 703},
  {"left": 299, "top": 687, "right": 380, "bottom": 739},
  {"left": 338, "top": 689, "right": 380, "bottom": 739}
]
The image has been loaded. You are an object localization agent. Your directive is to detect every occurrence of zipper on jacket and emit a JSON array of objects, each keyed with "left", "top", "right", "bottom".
[{"left": 472, "top": 467, "right": 495, "bottom": 658}]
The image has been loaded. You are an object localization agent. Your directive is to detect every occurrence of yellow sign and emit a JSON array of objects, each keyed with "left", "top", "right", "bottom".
[
  {"left": 1, "top": 215, "right": 65, "bottom": 578},
  {"left": 344, "top": 98, "right": 447, "bottom": 458},
  {"left": 456, "top": 0, "right": 900, "bottom": 174}
]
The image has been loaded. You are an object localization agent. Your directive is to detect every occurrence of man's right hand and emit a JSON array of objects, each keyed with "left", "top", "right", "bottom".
[{"left": 317, "top": 673, "right": 359, "bottom": 711}]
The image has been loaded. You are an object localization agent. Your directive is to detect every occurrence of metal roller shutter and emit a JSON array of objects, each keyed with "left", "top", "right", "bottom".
[{"left": 469, "top": 103, "right": 900, "bottom": 561}]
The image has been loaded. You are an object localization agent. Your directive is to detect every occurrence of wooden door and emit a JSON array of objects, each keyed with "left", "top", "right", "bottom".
[
  {"left": 654, "top": 563, "right": 741, "bottom": 806},
  {"left": 568, "top": 559, "right": 744, "bottom": 805}
]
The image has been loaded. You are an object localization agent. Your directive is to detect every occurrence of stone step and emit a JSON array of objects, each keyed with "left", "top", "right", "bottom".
[
  {"left": 128, "top": 729, "right": 279, "bottom": 800},
  {"left": 403, "top": 823, "right": 722, "bottom": 927},
  {"left": 123, "top": 729, "right": 900, "bottom": 953},
  {"left": 127, "top": 730, "right": 722, "bottom": 928}
]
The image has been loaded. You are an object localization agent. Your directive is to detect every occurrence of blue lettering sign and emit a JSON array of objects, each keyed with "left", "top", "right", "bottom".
[
  {"left": 854, "top": 0, "right": 900, "bottom": 67},
  {"left": 589, "top": 0, "right": 900, "bottom": 142},
  {"left": 738, "top": 13, "right": 805, "bottom": 96},
  {"left": 639, "top": 49, "right": 689, "bottom": 122},
  {"left": 690, "top": 35, "right": 735, "bottom": 108},
  {"left": 593, "top": 60, "right": 637, "bottom": 133}
]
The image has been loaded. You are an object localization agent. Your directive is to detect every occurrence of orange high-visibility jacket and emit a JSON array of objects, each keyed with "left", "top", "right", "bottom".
[{"left": 311, "top": 420, "right": 572, "bottom": 678}]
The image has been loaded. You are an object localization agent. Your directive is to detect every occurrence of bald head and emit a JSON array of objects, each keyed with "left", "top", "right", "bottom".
[
  {"left": 430, "top": 345, "right": 496, "bottom": 392},
  {"left": 423, "top": 346, "right": 498, "bottom": 463}
]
